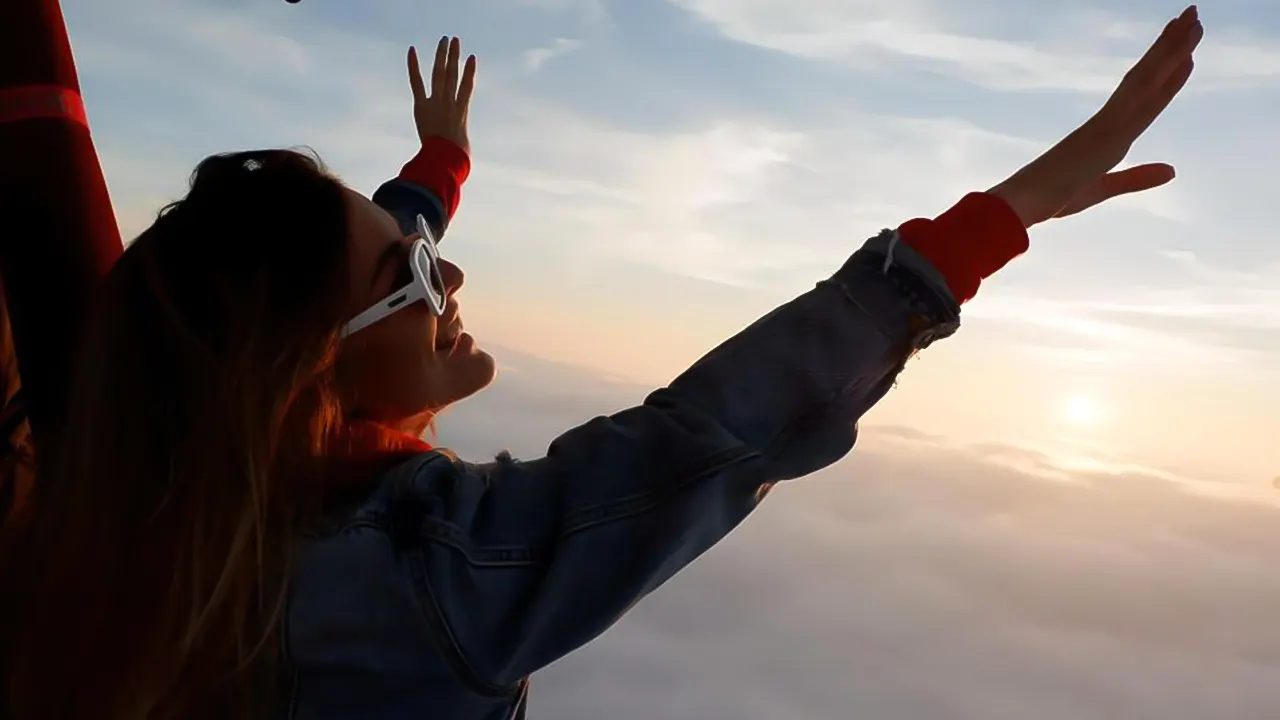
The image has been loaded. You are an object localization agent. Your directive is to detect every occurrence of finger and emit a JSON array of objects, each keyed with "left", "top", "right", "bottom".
[
  {"left": 1088, "top": 11, "right": 1201, "bottom": 161},
  {"left": 445, "top": 37, "right": 461, "bottom": 100},
  {"left": 1054, "top": 163, "right": 1176, "bottom": 218},
  {"left": 457, "top": 54, "right": 477, "bottom": 112},
  {"left": 430, "top": 36, "right": 448, "bottom": 100},
  {"left": 1138, "top": 17, "right": 1202, "bottom": 104},
  {"left": 1104, "top": 12, "right": 1196, "bottom": 130},
  {"left": 407, "top": 46, "right": 428, "bottom": 105},
  {"left": 1073, "top": 163, "right": 1177, "bottom": 215},
  {"left": 1128, "top": 56, "right": 1195, "bottom": 138},
  {"left": 1115, "top": 6, "right": 1199, "bottom": 97}
]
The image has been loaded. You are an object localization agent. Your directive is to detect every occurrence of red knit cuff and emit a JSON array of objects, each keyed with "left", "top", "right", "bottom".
[
  {"left": 897, "top": 191, "right": 1029, "bottom": 305},
  {"left": 399, "top": 136, "right": 471, "bottom": 219}
]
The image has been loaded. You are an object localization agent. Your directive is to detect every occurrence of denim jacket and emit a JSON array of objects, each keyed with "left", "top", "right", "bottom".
[{"left": 277, "top": 177, "right": 962, "bottom": 719}]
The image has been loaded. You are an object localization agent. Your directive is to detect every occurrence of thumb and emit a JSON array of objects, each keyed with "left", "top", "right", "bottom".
[{"left": 1054, "top": 163, "right": 1176, "bottom": 219}]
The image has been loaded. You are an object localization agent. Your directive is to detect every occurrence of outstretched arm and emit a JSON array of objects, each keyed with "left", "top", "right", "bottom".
[
  {"left": 288, "top": 9, "right": 1203, "bottom": 696},
  {"left": 0, "top": 0, "right": 125, "bottom": 529}
]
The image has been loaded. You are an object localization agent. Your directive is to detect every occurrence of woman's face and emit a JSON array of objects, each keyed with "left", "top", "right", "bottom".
[{"left": 336, "top": 189, "right": 496, "bottom": 432}]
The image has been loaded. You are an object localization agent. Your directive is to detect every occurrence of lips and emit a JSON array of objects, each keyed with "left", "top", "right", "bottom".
[
  {"left": 435, "top": 322, "right": 463, "bottom": 350},
  {"left": 433, "top": 300, "right": 464, "bottom": 350}
]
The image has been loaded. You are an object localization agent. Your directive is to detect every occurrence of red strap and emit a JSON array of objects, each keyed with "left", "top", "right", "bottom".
[{"left": 0, "top": 85, "right": 87, "bottom": 127}]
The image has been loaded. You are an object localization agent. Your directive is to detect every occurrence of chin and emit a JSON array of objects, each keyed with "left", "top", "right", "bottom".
[
  {"left": 436, "top": 337, "right": 497, "bottom": 407},
  {"left": 464, "top": 345, "right": 498, "bottom": 393}
]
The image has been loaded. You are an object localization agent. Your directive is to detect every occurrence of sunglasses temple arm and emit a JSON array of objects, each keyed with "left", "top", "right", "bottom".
[{"left": 342, "top": 287, "right": 417, "bottom": 337}]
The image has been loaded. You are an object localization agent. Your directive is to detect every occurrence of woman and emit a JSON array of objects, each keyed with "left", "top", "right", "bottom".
[{"left": 3, "top": 9, "right": 1203, "bottom": 720}]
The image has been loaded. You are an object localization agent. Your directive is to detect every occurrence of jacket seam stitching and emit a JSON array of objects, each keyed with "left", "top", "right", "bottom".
[
  {"left": 410, "top": 549, "right": 523, "bottom": 698},
  {"left": 411, "top": 446, "right": 759, "bottom": 567},
  {"left": 557, "top": 446, "right": 759, "bottom": 538},
  {"left": 408, "top": 446, "right": 759, "bottom": 694}
]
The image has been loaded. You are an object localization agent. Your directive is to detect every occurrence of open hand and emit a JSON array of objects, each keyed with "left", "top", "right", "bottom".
[
  {"left": 990, "top": 5, "right": 1203, "bottom": 228},
  {"left": 408, "top": 36, "right": 477, "bottom": 155}
]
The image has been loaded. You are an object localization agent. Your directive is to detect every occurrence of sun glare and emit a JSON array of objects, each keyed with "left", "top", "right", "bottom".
[{"left": 1063, "top": 394, "right": 1102, "bottom": 426}]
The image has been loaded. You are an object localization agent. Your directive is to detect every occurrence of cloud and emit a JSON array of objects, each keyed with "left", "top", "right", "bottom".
[
  {"left": 961, "top": 249, "right": 1280, "bottom": 375},
  {"left": 437, "top": 344, "right": 1280, "bottom": 720},
  {"left": 666, "top": 0, "right": 1280, "bottom": 93},
  {"left": 522, "top": 37, "right": 585, "bottom": 72},
  {"left": 470, "top": 100, "right": 1043, "bottom": 290},
  {"left": 507, "top": 0, "right": 610, "bottom": 28},
  {"left": 75, "top": 0, "right": 1247, "bottom": 379},
  {"left": 69, "top": 0, "right": 1277, "bottom": 398},
  {"left": 965, "top": 293, "right": 1261, "bottom": 374},
  {"left": 66, "top": 0, "right": 1205, "bottom": 292},
  {"left": 65, "top": 0, "right": 426, "bottom": 239},
  {"left": 1094, "top": 250, "right": 1280, "bottom": 331}
]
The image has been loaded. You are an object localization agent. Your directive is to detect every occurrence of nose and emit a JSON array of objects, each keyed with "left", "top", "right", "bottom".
[{"left": 439, "top": 257, "right": 465, "bottom": 296}]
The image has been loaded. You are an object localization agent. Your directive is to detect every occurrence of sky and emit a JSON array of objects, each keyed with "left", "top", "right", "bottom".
[
  {"left": 63, "top": 0, "right": 1280, "bottom": 489},
  {"left": 59, "top": 0, "right": 1280, "bottom": 715}
]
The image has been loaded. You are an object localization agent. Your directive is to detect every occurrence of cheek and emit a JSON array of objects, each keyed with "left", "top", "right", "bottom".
[
  {"left": 446, "top": 348, "right": 498, "bottom": 394},
  {"left": 338, "top": 314, "right": 439, "bottom": 411},
  {"left": 337, "top": 310, "right": 495, "bottom": 420}
]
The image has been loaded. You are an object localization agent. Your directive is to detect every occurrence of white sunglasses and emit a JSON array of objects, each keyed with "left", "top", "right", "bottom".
[{"left": 342, "top": 214, "right": 447, "bottom": 338}]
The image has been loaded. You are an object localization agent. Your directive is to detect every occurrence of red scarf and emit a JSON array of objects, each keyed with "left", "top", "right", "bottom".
[{"left": 323, "top": 420, "right": 435, "bottom": 499}]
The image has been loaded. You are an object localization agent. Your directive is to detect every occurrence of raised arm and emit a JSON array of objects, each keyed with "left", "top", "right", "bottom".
[
  {"left": 0, "top": 0, "right": 125, "bottom": 533},
  {"left": 343, "top": 9, "right": 1201, "bottom": 693},
  {"left": 372, "top": 38, "right": 474, "bottom": 239}
]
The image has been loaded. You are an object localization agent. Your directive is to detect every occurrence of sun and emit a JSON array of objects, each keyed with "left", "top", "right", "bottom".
[{"left": 1062, "top": 394, "right": 1102, "bottom": 426}]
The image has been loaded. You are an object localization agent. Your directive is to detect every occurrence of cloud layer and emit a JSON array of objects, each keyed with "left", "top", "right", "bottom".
[{"left": 440, "top": 345, "right": 1280, "bottom": 720}]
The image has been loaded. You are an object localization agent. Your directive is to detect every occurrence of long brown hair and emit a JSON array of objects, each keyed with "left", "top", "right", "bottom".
[
  {"left": 0, "top": 284, "right": 35, "bottom": 548},
  {"left": 2, "top": 149, "right": 354, "bottom": 719}
]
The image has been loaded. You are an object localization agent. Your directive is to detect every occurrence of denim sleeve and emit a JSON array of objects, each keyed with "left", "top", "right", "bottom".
[
  {"left": 371, "top": 178, "right": 449, "bottom": 239},
  {"left": 398, "top": 232, "right": 961, "bottom": 691}
]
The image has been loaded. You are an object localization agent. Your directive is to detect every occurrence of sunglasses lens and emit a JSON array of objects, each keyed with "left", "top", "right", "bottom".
[{"left": 414, "top": 245, "right": 446, "bottom": 312}]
